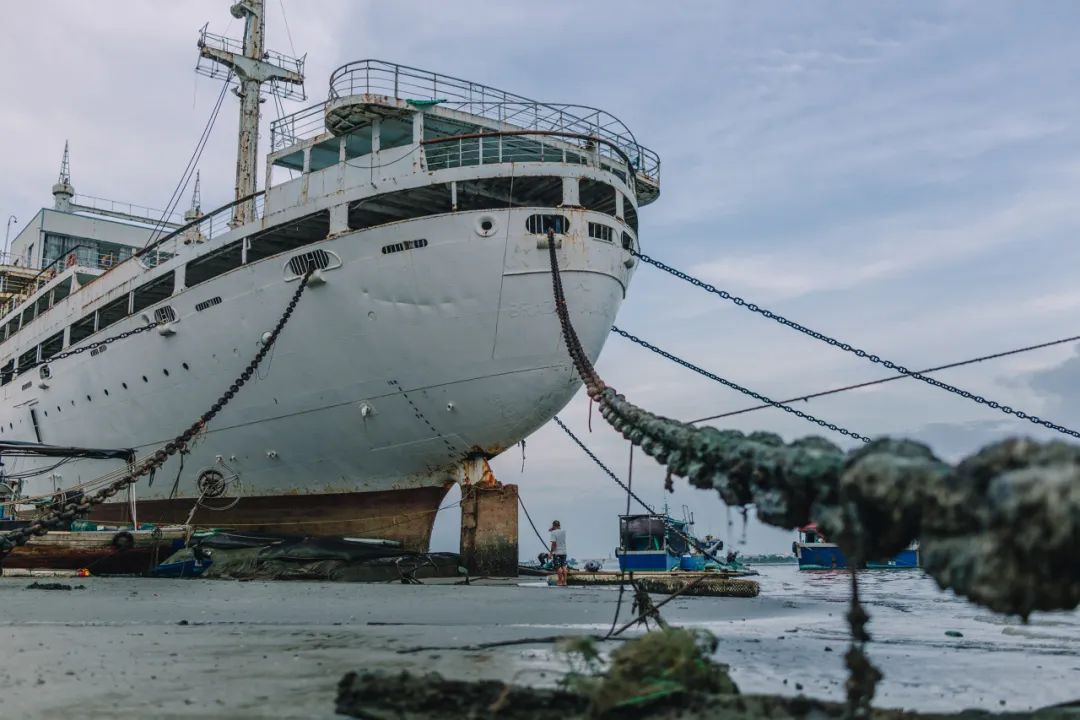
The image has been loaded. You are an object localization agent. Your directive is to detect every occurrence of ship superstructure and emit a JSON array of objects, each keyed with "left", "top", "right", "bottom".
[{"left": 0, "top": 2, "right": 660, "bottom": 549}]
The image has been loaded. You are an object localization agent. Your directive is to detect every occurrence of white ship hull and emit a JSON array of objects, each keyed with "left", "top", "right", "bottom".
[{"left": 5, "top": 208, "right": 629, "bottom": 546}]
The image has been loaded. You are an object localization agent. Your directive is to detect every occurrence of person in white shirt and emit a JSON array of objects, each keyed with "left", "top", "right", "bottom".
[{"left": 549, "top": 519, "right": 568, "bottom": 587}]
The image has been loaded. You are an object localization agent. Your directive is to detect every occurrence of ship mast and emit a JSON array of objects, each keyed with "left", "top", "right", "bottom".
[{"left": 196, "top": 1, "right": 305, "bottom": 226}]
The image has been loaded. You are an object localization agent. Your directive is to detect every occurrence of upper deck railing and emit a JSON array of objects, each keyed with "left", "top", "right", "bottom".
[{"left": 270, "top": 60, "right": 660, "bottom": 186}]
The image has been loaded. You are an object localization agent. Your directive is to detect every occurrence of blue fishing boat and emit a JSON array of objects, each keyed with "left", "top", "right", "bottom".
[
  {"left": 794, "top": 524, "right": 919, "bottom": 570},
  {"left": 615, "top": 508, "right": 754, "bottom": 574}
]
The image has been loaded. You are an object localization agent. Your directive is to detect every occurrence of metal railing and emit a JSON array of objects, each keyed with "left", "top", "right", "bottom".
[
  {"left": 424, "top": 130, "right": 631, "bottom": 185},
  {"left": 270, "top": 60, "right": 660, "bottom": 185},
  {"left": 137, "top": 192, "right": 266, "bottom": 267},
  {"left": 73, "top": 194, "right": 184, "bottom": 227}
]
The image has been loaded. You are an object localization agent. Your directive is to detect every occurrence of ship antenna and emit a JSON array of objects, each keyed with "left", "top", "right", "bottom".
[
  {"left": 184, "top": 170, "right": 203, "bottom": 223},
  {"left": 52, "top": 140, "right": 75, "bottom": 212},
  {"left": 196, "top": 1, "right": 305, "bottom": 227}
]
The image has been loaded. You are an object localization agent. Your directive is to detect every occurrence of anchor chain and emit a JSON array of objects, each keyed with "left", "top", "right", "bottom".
[
  {"left": 548, "top": 230, "right": 1080, "bottom": 711},
  {"left": 0, "top": 271, "right": 313, "bottom": 558},
  {"left": 631, "top": 249, "right": 1080, "bottom": 440},
  {"left": 611, "top": 326, "right": 871, "bottom": 443},
  {"left": 24, "top": 321, "right": 162, "bottom": 374}
]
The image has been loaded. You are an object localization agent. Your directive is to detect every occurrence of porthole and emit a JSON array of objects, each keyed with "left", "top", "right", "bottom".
[
  {"left": 70, "top": 401, "right": 74, "bottom": 407},
  {"left": 163, "top": 369, "right": 170, "bottom": 377},
  {"left": 474, "top": 215, "right": 498, "bottom": 237},
  {"left": 56, "top": 406, "right": 60, "bottom": 412},
  {"left": 43, "top": 410, "right": 48, "bottom": 417},
  {"left": 182, "top": 363, "right": 190, "bottom": 371},
  {"left": 104, "top": 389, "right": 109, "bottom": 396},
  {"left": 122, "top": 382, "right": 128, "bottom": 389},
  {"left": 86, "top": 395, "right": 92, "bottom": 402},
  {"left": 142, "top": 376, "right": 148, "bottom": 383}
]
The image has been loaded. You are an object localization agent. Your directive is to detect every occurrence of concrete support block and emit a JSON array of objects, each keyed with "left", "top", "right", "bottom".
[{"left": 460, "top": 483, "right": 519, "bottom": 577}]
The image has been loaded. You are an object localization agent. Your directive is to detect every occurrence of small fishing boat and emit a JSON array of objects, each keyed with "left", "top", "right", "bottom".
[
  {"left": 615, "top": 509, "right": 755, "bottom": 575},
  {"left": 794, "top": 524, "right": 919, "bottom": 570}
]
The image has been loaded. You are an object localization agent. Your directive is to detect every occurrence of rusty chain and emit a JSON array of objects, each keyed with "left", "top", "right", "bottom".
[
  {"left": 611, "top": 326, "right": 871, "bottom": 443},
  {"left": 631, "top": 249, "right": 1080, "bottom": 440},
  {"left": 0, "top": 271, "right": 313, "bottom": 558},
  {"left": 20, "top": 321, "right": 162, "bottom": 375}
]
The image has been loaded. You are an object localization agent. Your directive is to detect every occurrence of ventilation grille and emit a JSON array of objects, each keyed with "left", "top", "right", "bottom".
[
  {"left": 381, "top": 238, "right": 428, "bottom": 255},
  {"left": 195, "top": 297, "right": 222, "bottom": 312},
  {"left": 154, "top": 306, "right": 177, "bottom": 324},
  {"left": 287, "top": 249, "right": 332, "bottom": 275}
]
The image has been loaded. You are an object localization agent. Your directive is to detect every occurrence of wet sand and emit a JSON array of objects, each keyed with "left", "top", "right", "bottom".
[{"left": 1, "top": 570, "right": 1076, "bottom": 719}]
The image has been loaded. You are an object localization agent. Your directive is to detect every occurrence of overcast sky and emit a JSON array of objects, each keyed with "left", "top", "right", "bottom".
[{"left": 3, "top": 2, "right": 1079, "bottom": 559}]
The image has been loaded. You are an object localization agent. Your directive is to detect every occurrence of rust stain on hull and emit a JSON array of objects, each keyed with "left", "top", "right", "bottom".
[{"left": 90, "top": 486, "right": 453, "bottom": 552}]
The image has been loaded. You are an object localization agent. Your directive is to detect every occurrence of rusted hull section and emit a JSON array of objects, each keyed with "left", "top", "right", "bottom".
[{"left": 89, "top": 485, "right": 452, "bottom": 552}]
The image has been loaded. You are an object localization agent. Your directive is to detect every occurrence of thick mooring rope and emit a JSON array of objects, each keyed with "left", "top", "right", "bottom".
[{"left": 546, "top": 230, "right": 1080, "bottom": 714}]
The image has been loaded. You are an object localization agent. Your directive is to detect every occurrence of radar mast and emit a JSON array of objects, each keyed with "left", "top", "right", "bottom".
[{"left": 196, "top": 1, "right": 305, "bottom": 226}]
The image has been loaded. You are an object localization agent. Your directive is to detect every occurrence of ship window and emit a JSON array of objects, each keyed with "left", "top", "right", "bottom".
[
  {"left": 35, "top": 292, "right": 51, "bottom": 318},
  {"left": 588, "top": 222, "right": 613, "bottom": 242},
  {"left": 348, "top": 184, "right": 452, "bottom": 230},
  {"left": 456, "top": 178, "right": 515, "bottom": 212},
  {"left": 50, "top": 277, "right": 72, "bottom": 305},
  {"left": 97, "top": 295, "right": 129, "bottom": 331},
  {"left": 40, "top": 331, "right": 63, "bottom": 362},
  {"left": 509, "top": 176, "right": 563, "bottom": 206},
  {"left": 621, "top": 232, "right": 634, "bottom": 252},
  {"left": 3, "top": 319, "right": 17, "bottom": 339},
  {"left": 20, "top": 304, "right": 35, "bottom": 329},
  {"left": 247, "top": 210, "right": 330, "bottom": 264},
  {"left": 17, "top": 346, "right": 37, "bottom": 375},
  {"left": 379, "top": 116, "right": 413, "bottom": 151},
  {"left": 69, "top": 312, "right": 96, "bottom": 346},
  {"left": 0, "top": 359, "right": 13, "bottom": 386},
  {"left": 185, "top": 239, "right": 243, "bottom": 287},
  {"left": 525, "top": 214, "right": 570, "bottom": 234},
  {"left": 580, "top": 179, "right": 616, "bottom": 217},
  {"left": 132, "top": 271, "right": 175, "bottom": 314},
  {"left": 624, "top": 197, "right": 638, "bottom": 233}
]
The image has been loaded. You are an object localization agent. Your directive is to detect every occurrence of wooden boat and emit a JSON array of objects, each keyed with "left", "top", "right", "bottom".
[{"left": 1, "top": 523, "right": 187, "bottom": 575}]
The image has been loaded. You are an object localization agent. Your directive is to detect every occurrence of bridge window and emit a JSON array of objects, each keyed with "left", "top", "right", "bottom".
[
  {"left": 526, "top": 214, "right": 570, "bottom": 234},
  {"left": 0, "top": 359, "right": 12, "bottom": 386},
  {"left": 247, "top": 210, "right": 330, "bottom": 264},
  {"left": 349, "top": 184, "right": 452, "bottom": 230},
  {"left": 97, "top": 295, "right": 129, "bottom": 331},
  {"left": 40, "top": 331, "right": 63, "bottom": 361},
  {"left": 624, "top": 197, "right": 638, "bottom": 233},
  {"left": 17, "top": 346, "right": 37, "bottom": 375},
  {"left": 589, "top": 222, "right": 613, "bottom": 242},
  {"left": 69, "top": 312, "right": 96, "bottom": 346},
  {"left": 132, "top": 271, "right": 175, "bottom": 314},
  {"left": 580, "top": 178, "right": 616, "bottom": 217},
  {"left": 185, "top": 240, "right": 243, "bottom": 287}
]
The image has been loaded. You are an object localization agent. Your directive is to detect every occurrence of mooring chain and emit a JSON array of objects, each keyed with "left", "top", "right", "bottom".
[
  {"left": 611, "top": 326, "right": 871, "bottom": 444},
  {"left": 552, "top": 415, "right": 731, "bottom": 572},
  {"left": 22, "top": 321, "right": 162, "bottom": 374},
  {"left": 0, "top": 271, "right": 313, "bottom": 558},
  {"left": 631, "top": 250, "right": 1080, "bottom": 440}
]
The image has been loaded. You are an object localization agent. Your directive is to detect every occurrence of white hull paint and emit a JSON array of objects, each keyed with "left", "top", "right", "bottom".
[{"left": 6, "top": 207, "right": 629, "bottom": 506}]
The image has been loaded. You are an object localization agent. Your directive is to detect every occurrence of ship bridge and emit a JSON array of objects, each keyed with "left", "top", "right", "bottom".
[{"left": 267, "top": 60, "right": 661, "bottom": 207}]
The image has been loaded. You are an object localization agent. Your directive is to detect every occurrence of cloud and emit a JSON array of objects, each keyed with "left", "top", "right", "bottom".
[{"left": 4, "top": 2, "right": 1080, "bottom": 557}]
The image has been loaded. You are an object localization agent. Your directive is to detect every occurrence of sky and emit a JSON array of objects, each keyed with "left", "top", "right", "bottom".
[{"left": 2, "top": 2, "right": 1080, "bottom": 558}]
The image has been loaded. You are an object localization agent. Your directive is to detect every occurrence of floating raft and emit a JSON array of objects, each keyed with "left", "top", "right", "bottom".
[{"left": 552, "top": 571, "right": 760, "bottom": 598}]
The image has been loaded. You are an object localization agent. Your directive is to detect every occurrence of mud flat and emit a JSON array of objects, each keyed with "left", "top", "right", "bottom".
[{"left": 0, "top": 573, "right": 1076, "bottom": 719}]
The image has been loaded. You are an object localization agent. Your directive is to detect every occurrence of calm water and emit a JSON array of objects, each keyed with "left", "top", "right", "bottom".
[{"left": 702, "top": 564, "right": 1080, "bottom": 713}]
